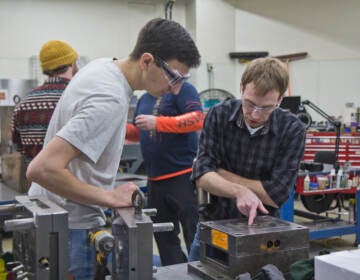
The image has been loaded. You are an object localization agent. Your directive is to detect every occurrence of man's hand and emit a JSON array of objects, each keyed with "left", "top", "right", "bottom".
[
  {"left": 110, "top": 182, "right": 139, "bottom": 208},
  {"left": 135, "top": 114, "right": 156, "bottom": 131},
  {"left": 195, "top": 171, "right": 270, "bottom": 226},
  {"left": 235, "top": 187, "right": 269, "bottom": 226}
]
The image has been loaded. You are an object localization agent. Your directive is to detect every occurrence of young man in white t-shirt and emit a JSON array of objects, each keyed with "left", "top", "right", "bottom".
[{"left": 27, "top": 18, "right": 201, "bottom": 279}]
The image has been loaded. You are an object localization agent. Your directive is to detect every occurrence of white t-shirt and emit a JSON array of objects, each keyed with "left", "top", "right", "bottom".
[
  {"left": 29, "top": 58, "right": 132, "bottom": 229},
  {"left": 245, "top": 120, "right": 264, "bottom": 135}
]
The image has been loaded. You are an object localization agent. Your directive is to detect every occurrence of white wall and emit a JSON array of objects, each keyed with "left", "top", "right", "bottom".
[
  {"left": 0, "top": 0, "right": 236, "bottom": 96},
  {"left": 0, "top": 0, "right": 186, "bottom": 79},
  {"left": 194, "top": 0, "right": 237, "bottom": 95}
]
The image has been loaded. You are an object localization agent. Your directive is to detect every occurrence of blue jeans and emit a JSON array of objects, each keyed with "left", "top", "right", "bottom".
[
  {"left": 69, "top": 229, "right": 163, "bottom": 279},
  {"left": 188, "top": 222, "right": 201, "bottom": 261},
  {"left": 69, "top": 229, "right": 95, "bottom": 279}
]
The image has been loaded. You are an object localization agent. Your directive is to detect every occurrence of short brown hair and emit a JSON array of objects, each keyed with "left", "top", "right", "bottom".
[
  {"left": 241, "top": 57, "right": 289, "bottom": 99},
  {"left": 43, "top": 64, "right": 72, "bottom": 76}
]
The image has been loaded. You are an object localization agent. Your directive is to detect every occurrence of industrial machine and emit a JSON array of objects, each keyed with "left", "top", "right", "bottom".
[
  {"left": 108, "top": 192, "right": 309, "bottom": 279},
  {"left": 0, "top": 195, "right": 68, "bottom": 279},
  {"left": 1, "top": 193, "right": 310, "bottom": 279}
]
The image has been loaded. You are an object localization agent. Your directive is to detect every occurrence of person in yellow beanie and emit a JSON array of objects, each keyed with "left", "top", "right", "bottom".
[
  {"left": 27, "top": 18, "right": 200, "bottom": 279},
  {"left": 12, "top": 40, "right": 79, "bottom": 166},
  {"left": 40, "top": 40, "right": 78, "bottom": 75}
]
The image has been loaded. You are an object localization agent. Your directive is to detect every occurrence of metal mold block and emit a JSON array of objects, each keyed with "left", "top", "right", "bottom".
[{"left": 196, "top": 216, "right": 309, "bottom": 278}]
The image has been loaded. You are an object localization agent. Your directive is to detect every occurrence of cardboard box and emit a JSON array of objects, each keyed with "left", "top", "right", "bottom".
[
  {"left": 315, "top": 249, "right": 360, "bottom": 280},
  {"left": 1, "top": 152, "right": 30, "bottom": 193}
]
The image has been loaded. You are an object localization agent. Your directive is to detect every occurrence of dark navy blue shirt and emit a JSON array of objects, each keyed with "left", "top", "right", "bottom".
[{"left": 134, "top": 82, "right": 203, "bottom": 178}]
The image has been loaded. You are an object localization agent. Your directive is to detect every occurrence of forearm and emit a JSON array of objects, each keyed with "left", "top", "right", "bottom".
[
  {"left": 29, "top": 165, "right": 115, "bottom": 207},
  {"left": 196, "top": 170, "right": 270, "bottom": 224},
  {"left": 26, "top": 136, "right": 119, "bottom": 208},
  {"left": 156, "top": 111, "right": 204, "bottom": 133},
  {"left": 125, "top": 123, "right": 140, "bottom": 142},
  {"left": 196, "top": 171, "right": 245, "bottom": 199},
  {"left": 217, "top": 168, "right": 278, "bottom": 208}
]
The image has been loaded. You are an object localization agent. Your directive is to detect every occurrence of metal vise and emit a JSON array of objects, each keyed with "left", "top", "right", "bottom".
[
  {"left": 110, "top": 190, "right": 173, "bottom": 280},
  {"left": 0, "top": 195, "right": 68, "bottom": 280}
]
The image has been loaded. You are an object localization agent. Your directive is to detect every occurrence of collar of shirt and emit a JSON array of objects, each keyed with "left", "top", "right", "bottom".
[
  {"left": 44, "top": 76, "right": 71, "bottom": 84},
  {"left": 227, "top": 99, "right": 280, "bottom": 136}
]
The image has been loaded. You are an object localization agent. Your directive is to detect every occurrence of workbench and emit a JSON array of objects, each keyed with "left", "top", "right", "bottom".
[{"left": 280, "top": 172, "right": 360, "bottom": 244}]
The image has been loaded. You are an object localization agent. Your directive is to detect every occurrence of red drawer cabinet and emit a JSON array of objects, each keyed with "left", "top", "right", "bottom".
[{"left": 302, "top": 132, "right": 360, "bottom": 168}]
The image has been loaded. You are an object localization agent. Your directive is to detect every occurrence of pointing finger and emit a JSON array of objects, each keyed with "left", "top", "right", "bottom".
[{"left": 248, "top": 205, "right": 257, "bottom": 225}]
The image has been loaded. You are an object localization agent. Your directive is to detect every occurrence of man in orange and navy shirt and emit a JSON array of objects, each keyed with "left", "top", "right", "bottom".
[{"left": 127, "top": 81, "right": 204, "bottom": 265}]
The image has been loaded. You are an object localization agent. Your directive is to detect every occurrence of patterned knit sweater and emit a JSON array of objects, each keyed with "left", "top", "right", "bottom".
[{"left": 12, "top": 77, "right": 70, "bottom": 163}]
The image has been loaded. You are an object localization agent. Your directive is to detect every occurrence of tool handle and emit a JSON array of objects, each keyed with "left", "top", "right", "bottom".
[
  {"left": 4, "top": 217, "right": 35, "bottom": 231},
  {"left": 153, "top": 222, "right": 174, "bottom": 232},
  {"left": 0, "top": 204, "right": 17, "bottom": 214},
  {"left": 131, "top": 190, "right": 145, "bottom": 215}
]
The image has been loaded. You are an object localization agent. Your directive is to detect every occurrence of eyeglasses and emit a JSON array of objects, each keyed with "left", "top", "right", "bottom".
[
  {"left": 155, "top": 57, "right": 190, "bottom": 87},
  {"left": 242, "top": 99, "right": 278, "bottom": 115}
]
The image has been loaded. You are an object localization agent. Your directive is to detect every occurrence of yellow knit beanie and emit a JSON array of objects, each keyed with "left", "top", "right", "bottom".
[{"left": 40, "top": 40, "right": 78, "bottom": 72}]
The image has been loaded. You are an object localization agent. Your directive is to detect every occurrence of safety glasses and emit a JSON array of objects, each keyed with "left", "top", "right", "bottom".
[
  {"left": 155, "top": 57, "right": 190, "bottom": 87},
  {"left": 242, "top": 99, "right": 278, "bottom": 115}
]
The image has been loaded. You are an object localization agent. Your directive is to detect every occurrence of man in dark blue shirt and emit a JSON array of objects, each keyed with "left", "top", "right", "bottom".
[
  {"left": 189, "top": 57, "right": 306, "bottom": 261},
  {"left": 129, "top": 82, "right": 204, "bottom": 265}
]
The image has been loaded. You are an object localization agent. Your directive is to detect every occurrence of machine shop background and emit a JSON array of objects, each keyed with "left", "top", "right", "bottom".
[
  {"left": 0, "top": 0, "right": 359, "bottom": 121},
  {"left": 0, "top": 0, "right": 360, "bottom": 279}
]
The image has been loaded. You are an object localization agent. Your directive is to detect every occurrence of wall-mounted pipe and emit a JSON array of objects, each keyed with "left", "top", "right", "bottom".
[{"left": 165, "top": 0, "right": 175, "bottom": 20}]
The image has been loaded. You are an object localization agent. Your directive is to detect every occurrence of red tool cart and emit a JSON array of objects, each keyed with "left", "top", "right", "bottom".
[{"left": 280, "top": 132, "right": 360, "bottom": 244}]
